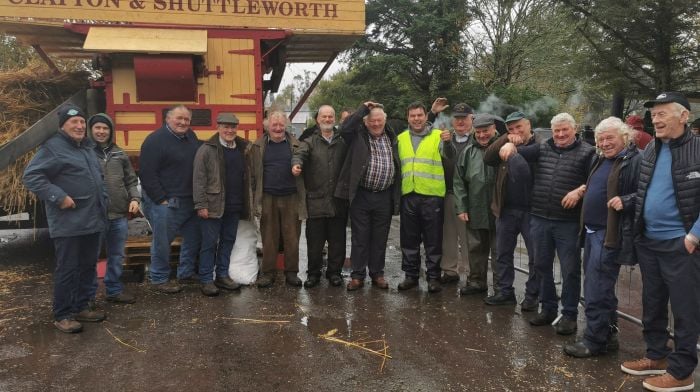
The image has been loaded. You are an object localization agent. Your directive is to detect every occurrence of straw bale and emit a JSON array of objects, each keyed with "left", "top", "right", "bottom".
[{"left": 0, "top": 63, "right": 89, "bottom": 220}]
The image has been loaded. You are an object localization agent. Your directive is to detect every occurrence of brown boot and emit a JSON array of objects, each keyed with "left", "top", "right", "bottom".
[
  {"left": 346, "top": 279, "right": 364, "bottom": 291},
  {"left": 371, "top": 276, "right": 389, "bottom": 289}
]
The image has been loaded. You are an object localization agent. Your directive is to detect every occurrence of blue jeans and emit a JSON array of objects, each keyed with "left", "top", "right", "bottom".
[
  {"left": 582, "top": 229, "right": 620, "bottom": 352},
  {"left": 530, "top": 215, "right": 581, "bottom": 318},
  {"left": 494, "top": 208, "right": 539, "bottom": 298},
  {"left": 199, "top": 211, "right": 240, "bottom": 283},
  {"left": 89, "top": 217, "right": 129, "bottom": 298},
  {"left": 142, "top": 193, "right": 201, "bottom": 284},
  {"left": 52, "top": 232, "right": 101, "bottom": 320}
]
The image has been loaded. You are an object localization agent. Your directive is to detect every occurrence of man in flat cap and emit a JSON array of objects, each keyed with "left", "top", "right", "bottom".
[
  {"left": 429, "top": 98, "right": 473, "bottom": 285},
  {"left": 193, "top": 113, "right": 252, "bottom": 296},
  {"left": 23, "top": 104, "right": 108, "bottom": 333},
  {"left": 620, "top": 92, "right": 700, "bottom": 392},
  {"left": 453, "top": 113, "right": 498, "bottom": 296},
  {"left": 483, "top": 111, "right": 540, "bottom": 310}
]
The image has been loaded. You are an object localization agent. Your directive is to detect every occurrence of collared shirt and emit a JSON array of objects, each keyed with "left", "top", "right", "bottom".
[
  {"left": 166, "top": 124, "right": 187, "bottom": 141},
  {"left": 219, "top": 136, "right": 236, "bottom": 149},
  {"left": 361, "top": 133, "right": 395, "bottom": 191}
]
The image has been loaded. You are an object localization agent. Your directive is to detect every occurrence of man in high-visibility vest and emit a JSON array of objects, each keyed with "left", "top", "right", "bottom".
[{"left": 396, "top": 102, "right": 452, "bottom": 293}]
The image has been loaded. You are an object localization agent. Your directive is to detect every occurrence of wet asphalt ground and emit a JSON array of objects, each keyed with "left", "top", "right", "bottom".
[{"left": 0, "top": 221, "right": 698, "bottom": 391}]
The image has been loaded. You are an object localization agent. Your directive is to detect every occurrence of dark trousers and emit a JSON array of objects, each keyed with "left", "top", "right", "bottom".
[
  {"left": 637, "top": 235, "right": 700, "bottom": 379},
  {"left": 464, "top": 222, "right": 496, "bottom": 289},
  {"left": 494, "top": 209, "right": 539, "bottom": 298},
  {"left": 260, "top": 193, "right": 301, "bottom": 273},
  {"left": 349, "top": 187, "right": 393, "bottom": 280},
  {"left": 199, "top": 210, "right": 241, "bottom": 283},
  {"left": 52, "top": 232, "right": 101, "bottom": 321},
  {"left": 530, "top": 215, "right": 581, "bottom": 318},
  {"left": 582, "top": 229, "right": 620, "bottom": 352},
  {"left": 306, "top": 214, "right": 347, "bottom": 279},
  {"left": 400, "top": 193, "right": 443, "bottom": 281}
]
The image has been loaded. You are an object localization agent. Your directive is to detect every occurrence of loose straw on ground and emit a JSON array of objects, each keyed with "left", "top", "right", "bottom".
[
  {"left": 318, "top": 329, "right": 392, "bottom": 372},
  {"left": 104, "top": 327, "right": 146, "bottom": 353}
]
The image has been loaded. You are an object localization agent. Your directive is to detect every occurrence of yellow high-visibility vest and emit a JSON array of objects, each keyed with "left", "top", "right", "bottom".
[{"left": 397, "top": 129, "right": 446, "bottom": 196}]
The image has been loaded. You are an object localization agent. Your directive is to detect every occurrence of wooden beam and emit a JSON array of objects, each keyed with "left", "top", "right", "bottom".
[
  {"left": 289, "top": 52, "right": 337, "bottom": 121},
  {"left": 31, "top": 45, "right": 60, "bottom": 76}
]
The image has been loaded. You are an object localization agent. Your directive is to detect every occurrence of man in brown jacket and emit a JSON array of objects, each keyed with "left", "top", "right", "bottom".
[
  {"left": 193, "top": 113, "right": 253, "bottom": 296},
  {"left": 251, "top": 111, "right": 307, "bottom": 288}
]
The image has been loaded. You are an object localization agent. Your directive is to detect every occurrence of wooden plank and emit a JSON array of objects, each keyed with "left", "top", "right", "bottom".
[{"left": 83, "top": 27, "right": 208, "bottom": 54}]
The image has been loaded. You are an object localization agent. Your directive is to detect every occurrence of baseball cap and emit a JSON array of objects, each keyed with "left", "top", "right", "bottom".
[
  {"left": 452, "top": 103, "right": 473, "bottom": 117},
  {"left": 643, "top": 92, "right": 690, "bottom": 110}
]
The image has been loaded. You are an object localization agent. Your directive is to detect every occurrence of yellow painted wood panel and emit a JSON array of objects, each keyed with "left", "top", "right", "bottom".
[
  {"left": 116, "top": 128, "right": 257, "bottom": 153},
  {"left": 83, "top": 27, "right": 207, "bottom": 54},
  {"left": 115, "top": 112, "right": 157, "bottom": 125},
  {"left": 202, "top": 38, "right": 256, "bottom": 105},
  {"left": 0, "top": 1, "right": 365, "bottom": 34}
]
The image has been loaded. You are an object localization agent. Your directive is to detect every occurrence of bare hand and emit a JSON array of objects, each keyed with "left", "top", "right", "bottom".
[
  {"left": 561, "top": 189, "right": 582, "bottom": 209},
  {"left": 364, "top": 101, "right": 382, "bottom": 109},
  {"left": 431, "top": 97, "right": 449, "bottom": 114},
  {"left": 128, "top": 200, "right": 140, "bottom": 214},
  {"left": 507, "top": 134, "right": 524, "bottom": 145},
  {"left": 458, "top": 212, "right": 469, "bottom": 222},
  {"left": 60, "top": 196, "right": 75, "bottom": 209},
  {"left": 197, "top": 208, "right": 209, "bottom": 219},
  {"left": 607, "top": 196, "right": 623, "bottom": 211},
  {"left": 292, "top": 164, "right": 302, "bottom": 176},
  {"left": 160, "top": 200, "right": 169, "bottom": 205},
  {"left": 685, "top": 237, "right": 698, "bottom": 254},
  {"left": 499, "top": 143, "right": 517, "bottom": 161},
  {"left": 440, "top": 130, "right": 451, "bottom": 141}
]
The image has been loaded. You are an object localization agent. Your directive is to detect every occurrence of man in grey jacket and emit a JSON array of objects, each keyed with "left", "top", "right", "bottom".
[
  {"left": 87, "top": 113, "right": 140, "bottom": 304},
  {"left": 23, "top": 105, "right": 108, "bottom": 333}
]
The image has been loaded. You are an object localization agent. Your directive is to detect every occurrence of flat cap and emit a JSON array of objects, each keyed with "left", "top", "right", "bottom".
[
  {"left": 505, "top": 111, "right": 527, "bottom": 123},
  {"left": 217, "top": 113, "right": 240, "bottom": 124},
  {"left": 473, "top": 113, "right": 496, "bottom": 128}
]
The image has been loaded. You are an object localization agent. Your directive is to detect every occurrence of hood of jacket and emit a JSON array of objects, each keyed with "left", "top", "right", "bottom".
[{"left": 87, "top": 113, "right": 116, "bottom": 147}]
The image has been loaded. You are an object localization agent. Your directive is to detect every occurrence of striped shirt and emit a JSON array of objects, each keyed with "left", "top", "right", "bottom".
[{"left": 361, "top": 133, "right": 395, "bottom": 191}]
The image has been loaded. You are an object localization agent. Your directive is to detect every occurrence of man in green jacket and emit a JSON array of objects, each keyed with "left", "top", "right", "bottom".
[
  {"left": 193, "top": 113, "right": 253, "bottom": 296},
  {"left": 453, "top": 113, "right": 498, "bottom": 296}
]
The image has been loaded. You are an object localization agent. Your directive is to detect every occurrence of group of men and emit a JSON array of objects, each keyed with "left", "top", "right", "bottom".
[{"left": 22, "top": 91, "right": 699, "bottom": 392}]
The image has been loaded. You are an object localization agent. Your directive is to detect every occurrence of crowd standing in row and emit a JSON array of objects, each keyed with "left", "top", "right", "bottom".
[{"left": 22, "top": 91, "right": 699, "bottom": 392}]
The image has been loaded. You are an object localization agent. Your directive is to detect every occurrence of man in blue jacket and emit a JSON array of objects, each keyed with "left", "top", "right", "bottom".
[
  {"left": 139, "top": 105, "right": 202, "bottom": 294},
  {"left": 23, "top": 105, "right": 108, "bottom": 333}
]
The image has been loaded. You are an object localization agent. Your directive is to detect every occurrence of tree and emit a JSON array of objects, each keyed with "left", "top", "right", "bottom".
[
  {"left": 0, "top": 34, "right": 37, "bottom": 71},
  {"left": 557, "top": 0, "right": 700, "bottom": 97}
]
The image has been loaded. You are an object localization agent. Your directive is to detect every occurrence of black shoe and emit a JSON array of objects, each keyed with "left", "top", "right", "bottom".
[
  {"left": 304, "top": 276, "right": 321, "bottom": 288},
  {"left": 215, "top": 276, "right": 241, "bottom": 291},
  {"left": 459, "top": 284, "right": 487, "bottom": 296},
  {"left": 556, "top": 317, "right": 578, "bottom": 335},
  {"left": 520, "top": 296, "right": 539, "bottom": 312},
  {"left": 427, "top": 279, "right": 442, "bottom": 293},
  {"left": 484, "top": 292, "right": 517, "bottom": 306},
  {"left": 200, "top": 282, "right": 220, "bottom": 296},
  {"left": 285, "top": 273, "right": 302, "bottom": 287},
  {"left": 151, "top": 281, "right": 183, "bottom": 294},
  {"left": 440, "top": 273, "right": 460, "bottom": 284},
  {"left": 328, "top": 275, "right": 343, "bottom": 287},
  {"left": 106, "top": 292, "right": 136, "bottom": 304},
  {"left": 564, "top": 341, "right": 600, "bottom": 358},
  {"left": 529, "top": 311, "right": 557, "bottom": 326},
  {"left": 256, "top": 273, "right": 275, "bottom": 288},
  {"left": 397, "top": 277, "right": 419, "bottom": 291}
]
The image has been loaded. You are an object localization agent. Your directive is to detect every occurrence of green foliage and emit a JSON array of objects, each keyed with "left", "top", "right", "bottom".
[{"left": 0, "top": 35, "right": 36, "bottom": 71}]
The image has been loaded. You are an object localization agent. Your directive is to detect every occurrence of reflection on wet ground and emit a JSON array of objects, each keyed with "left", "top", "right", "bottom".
[{"left": 0, "top": 226, "right": 698, "bottom": 391}]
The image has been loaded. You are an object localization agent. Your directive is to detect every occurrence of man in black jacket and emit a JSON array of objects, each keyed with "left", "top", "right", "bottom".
[
  {"left": 501, "top": 113, "right": 595, "bottom": 335},
  {"left": 292, "top": 105, "right": 348, "bottom": 288},
  {"left": 139, "top": 105, "right": 202, "bottom": 294},
  {"left": 620, "top": 92, "right": 699, "bottom": 392},
  {"left": 336, "top": 102, "right": 401, "bottom": 291}
]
